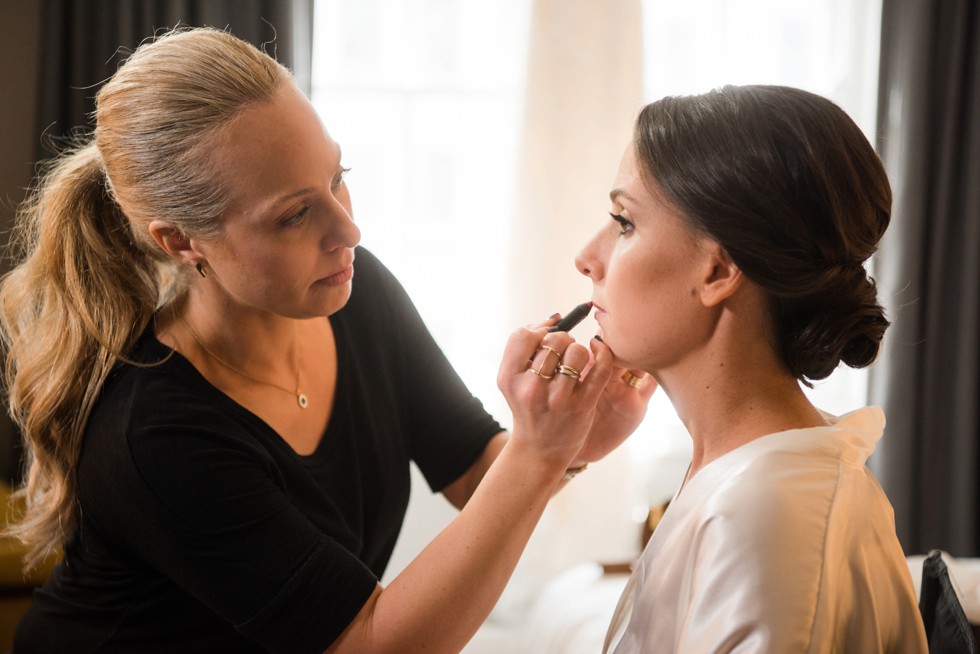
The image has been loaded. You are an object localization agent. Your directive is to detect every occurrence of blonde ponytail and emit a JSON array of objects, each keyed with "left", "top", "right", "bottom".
[
  {"left": 1, "top": 143, "right": 158, "bottom": 567},
  {"left": 0, "top": 27, "right": 289, "bottom": 567}
]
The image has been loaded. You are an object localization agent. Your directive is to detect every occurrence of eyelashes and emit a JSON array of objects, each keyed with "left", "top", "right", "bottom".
[
  {"left": 333, "top": 167, "right": 352, "bottom": 188},
  {"left": 609, "top": 212, "right": 634, "bottom": 235},
  {"left": 280, "top": 206, "right": 310, "bottom": 228},
  {"left": 277, "top": 167, "right": 351, "bottom": 228}
]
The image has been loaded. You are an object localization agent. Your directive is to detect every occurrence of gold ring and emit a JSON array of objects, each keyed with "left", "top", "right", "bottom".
[
  {"left": 529, "top": 345, "right": 562, "bottom": 378},
  {"left": 528, "top": 345, "right": 562, "bottom": 363},
  {"left": 621, "top": 370, "right": 644, "bottom": 388},
  {"left": 538, "top": 346, "right": 561, "bottom": 362},
  {"left": 530, "top": 365, "right": 555, "bottom": 379},
  {"left": 556, "top": 364, "right": 581, "bottom": 379}
]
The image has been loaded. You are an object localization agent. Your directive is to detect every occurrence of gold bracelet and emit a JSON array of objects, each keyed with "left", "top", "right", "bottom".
[{"left": 562, "top": 462, "right": 589, "bottom": 481}]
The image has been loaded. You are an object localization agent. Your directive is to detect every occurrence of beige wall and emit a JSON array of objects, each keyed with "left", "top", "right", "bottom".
[{"left": 0, "top": 2, "right": 42, "bottom": 481}]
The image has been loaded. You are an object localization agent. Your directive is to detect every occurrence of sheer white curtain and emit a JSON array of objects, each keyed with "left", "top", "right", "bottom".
[{"left": 497, "top": 0, "right": 646, "bottom": 615}]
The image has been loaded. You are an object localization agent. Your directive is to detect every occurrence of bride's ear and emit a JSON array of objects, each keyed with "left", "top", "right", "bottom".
[{"left": 699, "top": 242, "right": 743, "bottom": 307}]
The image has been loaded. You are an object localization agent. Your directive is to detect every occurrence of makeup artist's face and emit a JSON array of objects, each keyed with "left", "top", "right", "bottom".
[
  {"left": 575, "top": 146, "right": 715, "bottom": 372},
  {"left": 194, "top": 82, "right": 361, "bottom": 320}
]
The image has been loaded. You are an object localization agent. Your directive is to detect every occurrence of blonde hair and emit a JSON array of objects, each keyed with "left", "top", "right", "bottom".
[{"left": 0, "top": 27, "right": 290, "bottom": 568}]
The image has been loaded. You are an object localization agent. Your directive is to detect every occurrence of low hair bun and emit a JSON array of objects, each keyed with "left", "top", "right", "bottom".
[
  {"left": 631, "top": 85, "right": 893, "bottom": 384},
  {"left": 780, "top": 267, "right": 889, "bottom": 383}
]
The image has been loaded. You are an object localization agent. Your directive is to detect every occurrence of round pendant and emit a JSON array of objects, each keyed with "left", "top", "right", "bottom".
[{"left": 297, "top": 393, "right": 309, "bottom": 409}]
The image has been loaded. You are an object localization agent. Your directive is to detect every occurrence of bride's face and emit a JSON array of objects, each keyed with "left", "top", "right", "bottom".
[{"left": 575, "top": 146, "right": 717, "bottom": 373}]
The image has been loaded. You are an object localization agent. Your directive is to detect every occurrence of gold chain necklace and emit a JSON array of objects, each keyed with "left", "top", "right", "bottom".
[{"left": 179, "top": 317, "right": 309, "bottom": 409}]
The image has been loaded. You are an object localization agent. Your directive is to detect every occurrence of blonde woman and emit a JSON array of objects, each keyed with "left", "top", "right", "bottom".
[
  {"left": 577, "top": 86, "right": 928, "bottom": 653},
  {"left": 0, "top": 28, "right": 650, "bottom": 653}
]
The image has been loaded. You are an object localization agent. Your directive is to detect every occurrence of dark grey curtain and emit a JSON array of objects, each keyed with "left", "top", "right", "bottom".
[
  {"left": 870, "top": 0, "right": 980, "bottom": 557},
  {"left": 36, "top": 0, "right": 313, "bottom": 159}
]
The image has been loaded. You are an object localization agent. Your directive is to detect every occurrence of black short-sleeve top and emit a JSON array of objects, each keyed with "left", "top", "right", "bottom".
[{"left": 14, "top": 247, "right": 502, "bottom": 654}]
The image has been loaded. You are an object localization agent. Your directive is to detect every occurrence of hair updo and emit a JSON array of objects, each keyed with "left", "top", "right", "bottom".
[{"left": 633, "top": 85, "right": 891, "bottom": 383}]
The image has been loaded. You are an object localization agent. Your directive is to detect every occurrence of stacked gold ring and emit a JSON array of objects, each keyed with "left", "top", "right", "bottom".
[
  {"left": 556, "top": 364, "right": 581, "bottom": 379},
  {"left": 622, "top": 370, "right": 644, "bottom": 389}
]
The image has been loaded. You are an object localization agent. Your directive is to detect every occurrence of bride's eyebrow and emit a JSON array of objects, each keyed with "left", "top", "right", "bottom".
[{"left": 609, "top": 188, "right": 636, "bottom": 203}]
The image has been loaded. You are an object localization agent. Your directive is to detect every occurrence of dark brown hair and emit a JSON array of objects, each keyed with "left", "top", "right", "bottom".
[{"left": 634, "top": 85, "right": 891, "bottom": 383}]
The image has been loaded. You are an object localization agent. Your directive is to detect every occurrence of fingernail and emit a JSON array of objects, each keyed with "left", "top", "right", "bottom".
[
  {"left": 594, "top": 334, "right": 604, "bottom": 343},
  {"left": 549, "top": 313, "right": 561, "bottom": 320}
]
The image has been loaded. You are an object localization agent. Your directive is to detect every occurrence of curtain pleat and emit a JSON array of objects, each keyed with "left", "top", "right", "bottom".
[
  {"left": 870, "top": 0, "right": 980, "bottom": 557},
  {"left": 35, "top": 0, "right": 313, "bottom": 160}
]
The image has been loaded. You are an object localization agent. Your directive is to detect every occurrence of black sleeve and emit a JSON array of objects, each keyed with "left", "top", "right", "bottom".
[
  {"left": 93, "top": 413, "right": 377, "bottom": 654},
  {"left": 354, "top": 248, "right": 503, "bottom": 492}
]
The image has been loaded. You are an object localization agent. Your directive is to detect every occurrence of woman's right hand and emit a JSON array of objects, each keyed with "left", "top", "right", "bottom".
[
  {"left": 329, "top": 320, "right": 615, "bottom": 654},
  {"left": 496, "top": 321, "right": 614, "bottom": 470}
]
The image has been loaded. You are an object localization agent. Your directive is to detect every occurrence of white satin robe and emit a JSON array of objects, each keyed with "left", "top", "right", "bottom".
[{"left": 605, "top": 407, "right": 927, "bottom": 653}]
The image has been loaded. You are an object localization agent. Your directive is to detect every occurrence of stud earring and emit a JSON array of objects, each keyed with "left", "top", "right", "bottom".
[{"left": 196, "top": 262, "right": 207, "bottom": 278}]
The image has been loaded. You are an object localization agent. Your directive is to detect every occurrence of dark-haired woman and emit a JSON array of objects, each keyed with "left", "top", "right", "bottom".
[{"left": 577, "top": 86, "right": 927, "bottom": 653}]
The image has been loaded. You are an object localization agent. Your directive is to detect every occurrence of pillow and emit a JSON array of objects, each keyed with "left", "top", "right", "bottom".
[{"left": 920, "top": 549, "right": 978, "bottom": 654}]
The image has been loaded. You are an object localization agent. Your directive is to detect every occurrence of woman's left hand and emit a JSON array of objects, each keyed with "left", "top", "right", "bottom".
[{"left": 574, "top": 361, "right": 657, "bottom": 463}]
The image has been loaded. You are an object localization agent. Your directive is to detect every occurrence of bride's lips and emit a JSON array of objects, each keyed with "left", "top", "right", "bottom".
[{"left": 316, "top": 264, "right": 354, "bottom": 286}]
